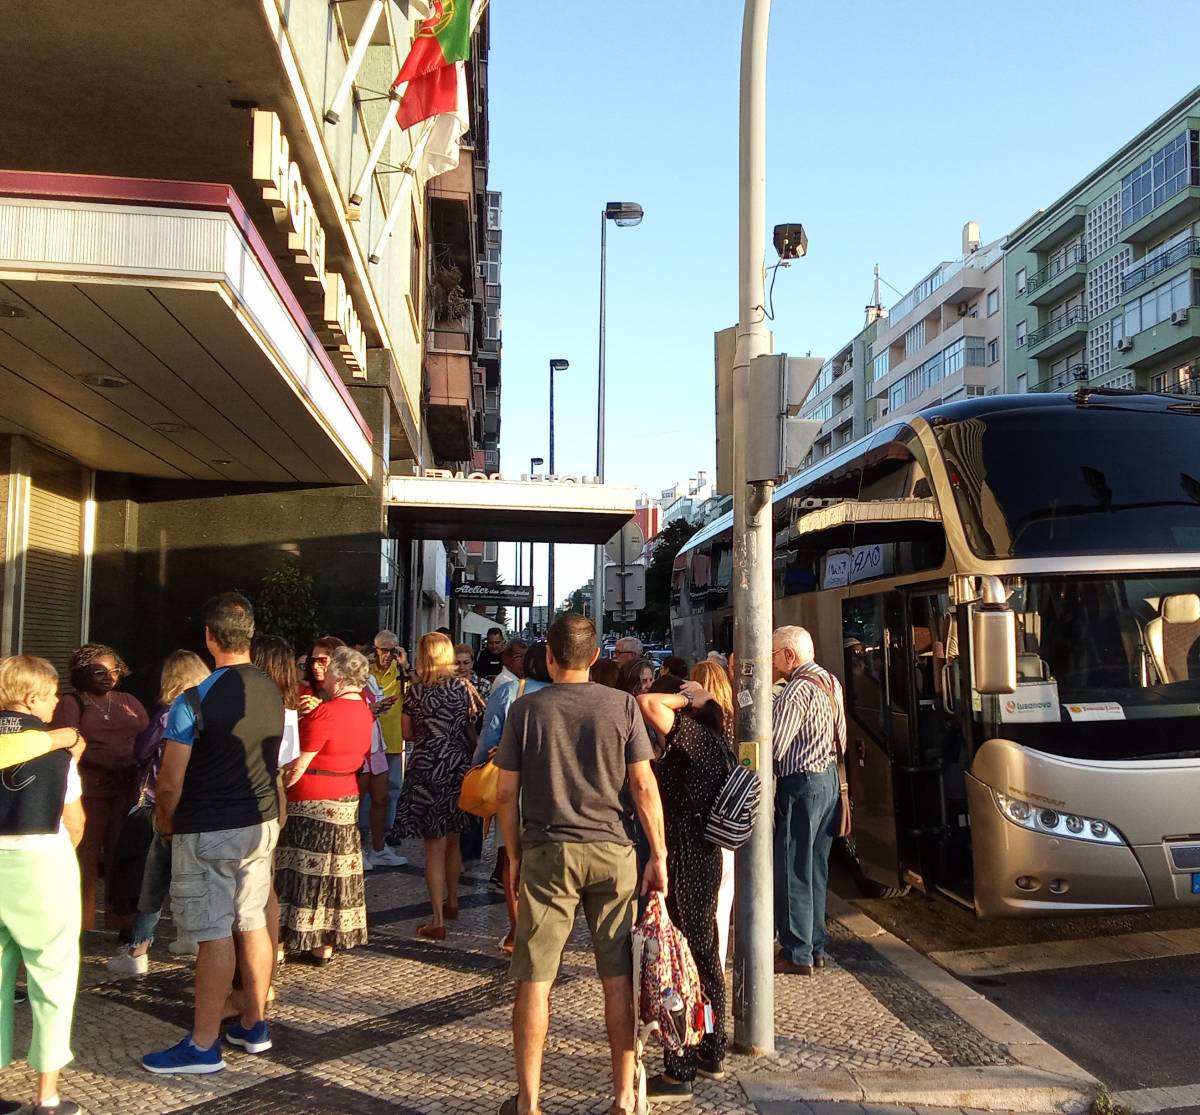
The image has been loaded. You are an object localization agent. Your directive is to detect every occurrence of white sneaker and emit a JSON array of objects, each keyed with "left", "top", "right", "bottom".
[
  {"left": 362, "top": 853, "right": 374, "bottom": 872},
  {"left": 370, "top": 846, "right": 408, "bottom": 868},
  {"left": 107, "top": 946, "right": 149, "bottom": 977},
  {"left": 168, "top": 935, "right": 198, "bottom": 957}
]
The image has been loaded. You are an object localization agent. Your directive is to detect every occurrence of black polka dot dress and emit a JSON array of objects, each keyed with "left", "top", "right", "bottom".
[{"left": 655, "top": 712, "right": 729, "bottom": 1081}]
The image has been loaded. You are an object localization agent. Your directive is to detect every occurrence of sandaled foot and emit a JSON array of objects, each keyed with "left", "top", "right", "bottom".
[{"left": 417, "top": 923, "right": 446, "bottom": 941}]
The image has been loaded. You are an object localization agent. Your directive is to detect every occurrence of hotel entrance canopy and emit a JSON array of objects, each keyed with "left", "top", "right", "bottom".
[
  {"left": 386, "top": 474, "right": 637, "bottom": 543},
  {"left": 0, "top": 172, "right": 373, "bottom": 483}
]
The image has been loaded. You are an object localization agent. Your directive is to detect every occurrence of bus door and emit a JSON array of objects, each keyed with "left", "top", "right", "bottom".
[
  {"left": 894, "top": 589, "right": 971, "bottom": 896},
  {"left": 841, "top": 593, "right": 902, "bottom": 890}
]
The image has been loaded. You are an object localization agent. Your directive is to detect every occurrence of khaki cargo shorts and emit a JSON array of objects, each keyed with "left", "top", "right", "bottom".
[
  {"left": 511, "top": 840, "right": 637, "bottom": 984},
  {"left": 170, "top": 820, "right": 279, "bottom": 943}
]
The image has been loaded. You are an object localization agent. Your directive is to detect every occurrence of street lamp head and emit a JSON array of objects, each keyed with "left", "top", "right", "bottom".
[
  {"left": 773, "top": 223, "right": 808, "bottom": 260},
  {"left": 549, "top": 358, "right": 569, "bottom": 372},
  {"left": 604, "top": 201, "right": 644, "bottom": 228},
  {"left": 530, "top": 456, "right": 545, "bottom": 469}
]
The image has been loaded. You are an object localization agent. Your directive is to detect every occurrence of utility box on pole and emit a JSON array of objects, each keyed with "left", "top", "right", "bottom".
[{"left": 746, "top": 353, "right": 825, "bottom": 483}]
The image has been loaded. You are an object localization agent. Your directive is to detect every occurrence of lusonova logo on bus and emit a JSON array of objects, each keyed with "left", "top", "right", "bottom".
[{"left": 1004, "top": 696, "right": 1054, "bottom": 715}]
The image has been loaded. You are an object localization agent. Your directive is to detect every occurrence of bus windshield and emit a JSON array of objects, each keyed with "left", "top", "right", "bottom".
[
  {"left": 936, "top": 403, "right": 1200, "bottom": 558},
  {"left": 975, "top": 572, "right": 1200, "bottom": 760}
]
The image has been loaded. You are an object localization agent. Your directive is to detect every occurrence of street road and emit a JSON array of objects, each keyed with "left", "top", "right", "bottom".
[{"left": 834, "top": 869, "right": 1200, "bottom": 1108}]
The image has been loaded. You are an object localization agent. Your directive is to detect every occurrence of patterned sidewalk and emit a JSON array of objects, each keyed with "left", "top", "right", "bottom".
[{"left": 0, "top": 837, "right": 1025, "bottom": 1114}]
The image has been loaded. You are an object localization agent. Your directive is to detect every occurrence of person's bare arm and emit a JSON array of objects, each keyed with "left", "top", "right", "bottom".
[
  {"left": 284, "top": 749, "right": 317, "bottom": 788},
  {"left": 62, "top": 798, "right": 85, "bottom": 847},
  {"left": 0, "top": 728, "right": 79, "bottom": 770},
  {"left": 153, "top": 740, "right": 193, "bottom": 836},
  {"left": 637, "top": 682, "right": 713, "bottom": 738},
  {"left": 497, "top": 767, "right": 521, "bottom": 893},
  {"left": 628, "top": 759, "right": 668, "bottom": 897}
]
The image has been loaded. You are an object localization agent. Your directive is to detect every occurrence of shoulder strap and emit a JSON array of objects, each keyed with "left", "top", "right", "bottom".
[
  {"left": 517, "top": 678, "right": 527, "bottom": 697},
  {"left": 183, "top": 685, "right": 204, "bottom": 736}
]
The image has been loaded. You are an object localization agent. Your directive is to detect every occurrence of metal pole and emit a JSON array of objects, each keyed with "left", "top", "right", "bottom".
[
  {"left": 594, "top": 211, "right": 608, "bottom": 635},
  {"left": 324, "top": 0, "right": 386, "bottom": 124},
  {"left": 516, "top": 541, "right": 523, "bottom": 636},
  {"left": 548, "top": 367, "right": 556, "bottom": 618},
  {"left": 732, "top": 0, "right": 775, "bottom": 1057}
]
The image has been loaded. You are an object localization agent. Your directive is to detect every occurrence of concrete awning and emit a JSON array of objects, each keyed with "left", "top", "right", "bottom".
[
  {"left": 0, "top": 172, "right": 373, "bottom": 483},
  {"left": 386, "top": 474, "right": 636, "bottom": 543}
]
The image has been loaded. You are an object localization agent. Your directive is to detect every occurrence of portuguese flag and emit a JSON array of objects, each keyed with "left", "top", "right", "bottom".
[{"left": 392, "top": 0, "right": 472, "bottom": 89}]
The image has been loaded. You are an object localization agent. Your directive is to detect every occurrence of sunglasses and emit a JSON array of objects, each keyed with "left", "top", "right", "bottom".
[{"left": 311, "top": 656, "right": 331, "bottom": 665}]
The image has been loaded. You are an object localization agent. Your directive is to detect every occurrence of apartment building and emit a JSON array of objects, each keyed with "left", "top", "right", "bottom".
[
  {"left": 0, "top": 1, "right": 501, "bottom": 676},
  {"left": 801, "top": 322, "right": 877, "bottom": 461},
  {"left": 1007, "top": 86, "right": 1200, "bottom": 396}
]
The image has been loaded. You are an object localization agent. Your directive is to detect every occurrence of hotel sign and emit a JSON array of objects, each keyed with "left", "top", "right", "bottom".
[{"left": 251, "top": 110, "right": 368, "bottom": 373}]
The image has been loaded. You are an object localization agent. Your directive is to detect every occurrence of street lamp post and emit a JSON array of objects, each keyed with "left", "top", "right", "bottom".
[
  {"left": 732, "top": 0, "right": 775, "bottom": 1056},
  {"left": 594, "top": 202, "right": 644, "bottom": 635},
  {"left": 529, "top": 455, "right": 544, "bottom": 634},
  {"left": 547, "top": 362, "right": 568, "bottom": 618}
]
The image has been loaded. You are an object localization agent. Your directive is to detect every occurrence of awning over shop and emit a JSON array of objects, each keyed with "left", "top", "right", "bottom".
[
  {"left": 386, "top": 474, "right": 637, "bottom": 543},
  {"left": 0, "top": 172, "right": 373, "bottom": 483}
]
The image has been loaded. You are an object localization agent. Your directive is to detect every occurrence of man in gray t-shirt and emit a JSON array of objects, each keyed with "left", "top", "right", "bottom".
[{"left": 495, "top": 613, "right": 666, "bottom": 1115}]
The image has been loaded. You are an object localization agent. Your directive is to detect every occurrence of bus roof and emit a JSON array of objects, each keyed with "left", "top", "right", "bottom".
[{"left": 676, "top": 389, "right": 1188, "bottom": 559}]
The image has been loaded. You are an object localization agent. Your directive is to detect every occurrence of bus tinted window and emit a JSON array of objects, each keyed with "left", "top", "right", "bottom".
[
  {"left": 843, "top": 596, "right": 887, "bottom": 741},
  {"left": 936, "top": 404, "right": 1200, "bottom": 558}
]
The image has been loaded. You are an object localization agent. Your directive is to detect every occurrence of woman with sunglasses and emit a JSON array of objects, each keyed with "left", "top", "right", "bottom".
[{"left": 51, "top": 643, "right": 149, "bottom": 934}]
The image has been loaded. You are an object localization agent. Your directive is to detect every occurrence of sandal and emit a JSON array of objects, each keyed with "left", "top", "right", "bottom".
[
  {"left": 498, "top": 1099, "right": 542, "bottom": 1115},
  {"left": 498, "top": 933, "right": 514, "bottom": 957},
  {"left": 417, "top": 923, "right": 446, "bottom": 941}
]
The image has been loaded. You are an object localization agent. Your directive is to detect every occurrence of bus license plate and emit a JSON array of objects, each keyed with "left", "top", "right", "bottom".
[{"left": 1192, "top": 874, "right": 1200, "bottom": 895}]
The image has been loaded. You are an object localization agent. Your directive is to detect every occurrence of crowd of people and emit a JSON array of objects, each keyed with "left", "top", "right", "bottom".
[{"left": 0, "top": 599, "right": 847, "bottom": 1115}]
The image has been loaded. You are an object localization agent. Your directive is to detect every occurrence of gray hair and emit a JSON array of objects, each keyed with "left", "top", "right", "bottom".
[
  {"left": 327, "top": 646, "right": 371, "bottom": 690},
  {"left": 373, "top": 629, "right": 398, "bottom": 647},
  {"left": 616, "top": 636, "right": 643, "bottom": 655},
  {"left": 772, "top": 625, "right": 815, "bottom": 663}
]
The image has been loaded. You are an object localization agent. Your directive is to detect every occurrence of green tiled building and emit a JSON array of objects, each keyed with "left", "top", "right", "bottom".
[{"left": 1007, "top": 86, "right": 1200, "bottom": 395}]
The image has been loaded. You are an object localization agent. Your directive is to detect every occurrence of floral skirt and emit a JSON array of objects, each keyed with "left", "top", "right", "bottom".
[{"left": 275, "top": 796, "right": 368, "bottom": 952}]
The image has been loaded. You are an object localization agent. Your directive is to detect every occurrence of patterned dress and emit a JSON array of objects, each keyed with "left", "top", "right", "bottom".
[
  {"left": 390, "top": 677, "right": 474, "bottom": 839},
  {"left": 655, "top": 713, "right": 729, "bottom": 1082}
]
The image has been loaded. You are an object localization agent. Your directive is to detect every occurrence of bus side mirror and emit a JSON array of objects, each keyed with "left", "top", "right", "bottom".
[{"left": 972, "top": 605, "right": 1017, "bottom": 694}]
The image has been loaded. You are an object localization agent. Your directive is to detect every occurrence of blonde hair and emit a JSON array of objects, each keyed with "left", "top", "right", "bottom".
[
  {"left": 691, "top": 660, "right": 735, "bottom": 740},
  {"left": 416, "top": 632, "right": 458, "bottom": 684},
  {"left": 159, "top": 650, "right": 210, "bottom": 707},
  {"left": 0, "top": 655, "right": 59, "bottom": 709}
]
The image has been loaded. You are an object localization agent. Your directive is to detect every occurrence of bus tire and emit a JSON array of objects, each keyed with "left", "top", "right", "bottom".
[{"left": 839, "top": 836, "right": 911, "bottom": 900}]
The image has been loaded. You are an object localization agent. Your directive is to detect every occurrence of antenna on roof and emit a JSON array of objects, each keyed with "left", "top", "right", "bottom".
[{"left": 865, "top": 264, "right": 886, "bottom": 326}]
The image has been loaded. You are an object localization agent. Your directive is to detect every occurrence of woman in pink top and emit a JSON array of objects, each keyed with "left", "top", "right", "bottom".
[{"left": 275, "top": 646, "right": 373, "bottom": 966}]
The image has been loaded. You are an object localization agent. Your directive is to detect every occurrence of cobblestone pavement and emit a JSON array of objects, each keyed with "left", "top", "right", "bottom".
[{"left": 0, "top": 836, "right": 1015, "bottom": 1114}]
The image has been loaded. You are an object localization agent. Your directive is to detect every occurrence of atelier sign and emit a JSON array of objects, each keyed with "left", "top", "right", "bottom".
[
  {"left": 416, "top": 468, "right": 601, "bottom": 484},
  {"left": 251, "top": 110, "right": 368, "bottom": 373},
  {"left": 453, "top": 581, "right": 535, "bottom": 606}
]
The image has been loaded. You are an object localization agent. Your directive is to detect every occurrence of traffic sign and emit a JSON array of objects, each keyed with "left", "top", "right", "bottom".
[
  {"left": 605, "top": 521, "right": 645, "bottom": 566},
  {"left": 612, "top": 611, "right": 638, "bottom": 623},
  {"left": 604, "top": 564, "right": 645, "bottom": 611}
]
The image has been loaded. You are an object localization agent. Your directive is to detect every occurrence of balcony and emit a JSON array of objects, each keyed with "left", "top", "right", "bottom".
[
  {"left": 1122, "top": 311, "right": 1200, "bottom": 369},
  {"left": 426, "top": 311, "right": 475, "bottom": 462},
  {"left": 1025, "top": 244, "right": 1087, "bottom": 305},
  {"left": 1123, "top": 237, "right": 1200, "bottom": 294},
  {"left": 1122, "top": 185, "right": 1200, "bottom": 245},
  {"left": 1025, "top": 204, "right": 1087, "bottom": 253},
  {"left": 1152, "top": 361, "right": 1200, "bottom": 395},
  {"left": 1030, "top": 363, "right": 1089, "bottom": 393},
  {"left": 1026, "top": 306, "right": 1089, "bottom": 357}
]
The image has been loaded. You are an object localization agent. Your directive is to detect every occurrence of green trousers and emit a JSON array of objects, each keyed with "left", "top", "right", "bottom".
[{"left": 0, "top": 839, "right": 81, "bottom": 1072}]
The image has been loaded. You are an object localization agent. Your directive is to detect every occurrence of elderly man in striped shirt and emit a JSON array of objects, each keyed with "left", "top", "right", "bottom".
[{"left": 771, "top": 625, "right": 847, "bottom": 975}]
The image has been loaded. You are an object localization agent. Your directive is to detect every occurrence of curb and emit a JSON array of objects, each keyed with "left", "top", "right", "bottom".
[
  {"left": 740, "top": 1065, "right": 1094, "bottom": 1113},
  {"left": 734, "top": 895, "right": 1097, "bottom": 1112}
]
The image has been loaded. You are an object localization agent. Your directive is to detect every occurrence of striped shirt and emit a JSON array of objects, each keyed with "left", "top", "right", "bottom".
[{"left": 772, "top": 662, "right": 847, "bottom": 778}]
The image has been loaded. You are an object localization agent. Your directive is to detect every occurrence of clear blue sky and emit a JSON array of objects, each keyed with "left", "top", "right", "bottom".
[{"left": 488, "top": 0, "right": 1196, "bottom": 612}]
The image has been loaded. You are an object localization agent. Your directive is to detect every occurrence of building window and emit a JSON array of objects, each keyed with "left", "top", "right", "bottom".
[
  {"left": 486, "top": 192, "right": 502, "bottom": 230},
  {"left": 890, "top": 381, "right": 906, "bottom": 410},
  {"left": 1016, "top": 319, "right": 1027, "bottom": 347},
  {"left": 904, "top": 321, "right": 925, "bottom": 358},
  {"left": 1122, "top": 269, "right": 1196, "bottom": 336},
  {"left": 987, "top": 338, "right": 1000, "bottom": 365},
  {"left": 1016, "top": 268, "right": 1027, "bottom": 294},
  {"left": 1016, "top": 373, "right": 1027, "bottom": 393},
  {"left": 968, "top": 301, "right": 979, "bottom": 318},
  {"left": 986, "top": 289, "right": 999, "bottom": 316},
  {"left": 1121, "top": 130, "right": 1200, "bottom": 228},
  {"left": 872, "top": 350, "right": 889, "bottom": 382}
]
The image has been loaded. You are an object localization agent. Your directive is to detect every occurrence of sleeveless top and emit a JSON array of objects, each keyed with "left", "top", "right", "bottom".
[{"left": 0, "top": 711, "right": 72, "bottom": 836}]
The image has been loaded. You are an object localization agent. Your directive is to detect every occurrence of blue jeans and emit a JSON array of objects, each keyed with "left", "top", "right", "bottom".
[
  {"left": 386, "top": 753, "right": 404, "bottom": 831},
  {"left": 774, "top": 763, "right": 839, "bottom": 966},
  {"left": 132, "top": 833, "right": 172, "bottom": 948}
]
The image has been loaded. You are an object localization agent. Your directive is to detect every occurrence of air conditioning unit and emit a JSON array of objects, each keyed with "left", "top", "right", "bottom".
[
  {"left": 471, "top": 368, "right": 485, "bottom": 386},
  {"left": 1171, "top": 308, "right": 1190, "bottom": 326},
  {"left": 1115, "top": 336, "right": 1134, "bottom": 353},
  {"left": 957, "top": 303, "right": 969, "bottom": 317}
]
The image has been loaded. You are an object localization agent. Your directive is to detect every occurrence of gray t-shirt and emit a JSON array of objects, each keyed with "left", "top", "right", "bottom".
[{"left": 494, "top": 681, "right": 654, "bottom": 845}]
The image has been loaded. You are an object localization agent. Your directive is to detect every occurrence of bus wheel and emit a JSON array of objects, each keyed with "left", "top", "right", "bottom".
[{"left": 839, "top": 836, "right": 911, "bottom": 900}]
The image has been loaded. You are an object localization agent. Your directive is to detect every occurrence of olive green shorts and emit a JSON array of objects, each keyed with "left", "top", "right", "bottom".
[{"left": 511, "top": 840, "right": 637, "bottom": 983}]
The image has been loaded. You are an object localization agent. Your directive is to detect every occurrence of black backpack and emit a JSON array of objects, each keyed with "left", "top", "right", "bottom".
[{"left": 704, "top": 747, "right": 761, "bottom": 850}]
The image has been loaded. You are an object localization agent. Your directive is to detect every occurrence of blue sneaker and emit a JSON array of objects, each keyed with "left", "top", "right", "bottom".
[
  {"left": 142, "top": 1033, "right": 226, "bottom": 1074},
  {"left": 225, "top": 1019, "right": 272, "bottom": 1054}
]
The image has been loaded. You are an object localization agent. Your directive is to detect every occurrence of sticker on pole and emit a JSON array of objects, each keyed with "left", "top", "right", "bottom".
[
  {"left": 738, "top": 742, "right": 759, "bottom": 770},
  {"left": 736, "top": 688, "right": 753, "bottom": 709}
]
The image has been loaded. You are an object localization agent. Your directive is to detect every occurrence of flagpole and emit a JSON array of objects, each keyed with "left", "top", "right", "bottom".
[
  {"left": 368, "top": 120, "right": 437, "bottom": 264},
  {"left": 324, "top": 0, "right": 386, "bottom": 125},
  {"left": 349, "top": 85, "right": 408, "bottom": 207}
]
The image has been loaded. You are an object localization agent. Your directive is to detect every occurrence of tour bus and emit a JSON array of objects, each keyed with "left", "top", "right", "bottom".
[{"left": 672, "top": 390, "right": 1200, "bottom": 917}]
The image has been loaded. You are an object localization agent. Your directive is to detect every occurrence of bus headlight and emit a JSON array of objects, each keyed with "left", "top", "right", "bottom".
[{"left": 993, "top": 792, "right": 1125, "bottom": 845}]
